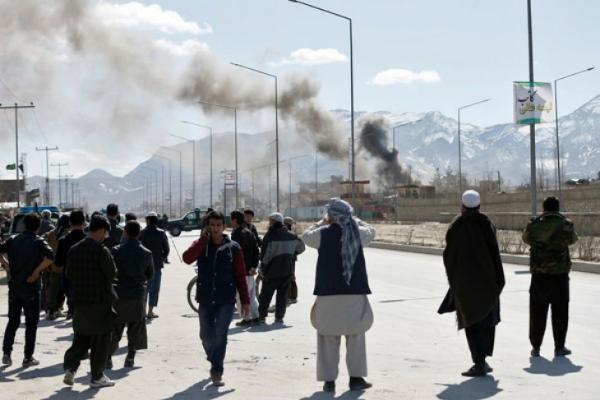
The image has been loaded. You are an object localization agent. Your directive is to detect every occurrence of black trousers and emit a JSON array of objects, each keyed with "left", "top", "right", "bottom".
[
  {"left": 2, "top": 290, "right": 40, "bottom": 359},
  {"left": 529, "top": 273, "right": 569, "bottom": 350},
  {"left": 288, "top": 274, "right": 298, "bottom": 300},
  {"left": 465, "top": 304, "right": 498, "bottom": 365},
  {"left": 63, "top": 333, "right": 110, "bottom": 381},
  {"left": 110, "top": 319, "right": 148, "bottom": 356},
  {"left": 258, "top": 275, "right": 292, "bottom": 319}
]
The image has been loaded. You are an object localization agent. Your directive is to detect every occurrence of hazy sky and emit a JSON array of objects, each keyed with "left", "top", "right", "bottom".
[{"left": 0, "top": 0, "right": 598, "bottom": 179}]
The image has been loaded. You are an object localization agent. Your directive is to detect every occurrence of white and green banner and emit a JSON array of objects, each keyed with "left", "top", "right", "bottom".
[{"left": 513, "top": 81, "right": 554, "bottom": 124}]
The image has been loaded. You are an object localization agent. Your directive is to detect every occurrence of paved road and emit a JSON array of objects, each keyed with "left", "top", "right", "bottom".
[{"left": 0, "top": 233, "right": 598, "bottom": 399}]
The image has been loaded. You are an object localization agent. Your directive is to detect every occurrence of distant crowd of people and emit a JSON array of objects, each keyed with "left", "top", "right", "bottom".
[{"left": 0, "top": 192, "right": 579, "bottom": 393}]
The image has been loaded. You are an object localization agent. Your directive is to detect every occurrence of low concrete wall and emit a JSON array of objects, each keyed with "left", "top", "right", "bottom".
[{"left": 366, "top": 241, "right": 600, "bottom": 274}]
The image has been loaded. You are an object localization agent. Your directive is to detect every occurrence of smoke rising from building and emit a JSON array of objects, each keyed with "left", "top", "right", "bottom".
[{"left": 359, "top": 117, "right": 410, "bottom": 188}]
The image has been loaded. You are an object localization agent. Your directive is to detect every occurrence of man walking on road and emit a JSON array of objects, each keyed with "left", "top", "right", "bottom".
[
  {"left": 37, "top": 210, "right": 55, "bottom": 236},
  {"left": 230, "top": 210, "right": 260, "bottom": 326},
  {"left": 108, "top": 220, "right": 154, "bottom": 369},
  {"left": 440, "top": 190, "right": 505, "bottom": 377},
  {"left": 523, "top": 196, "right": 578, "bottom": 358},
  {"left": 0, "top": 213, "right": 54, "bottom": 367},
  {"left": 140, "top": 211, "right": 170, "bottom": 319},
  {"left": 302, "top": 198, "right": 375, "bottom": 393},
  {"left": 62, "top": 215, "right": 116, "bottom": 388},
  {"left": 182, "top": 211, "right": 250, "bottom": 387},
  {"left": 55, "top": 210, "right": 87, "bottom": 320},
  {"left": 257, "top": 212, "right": 305, "bottom": 324}
]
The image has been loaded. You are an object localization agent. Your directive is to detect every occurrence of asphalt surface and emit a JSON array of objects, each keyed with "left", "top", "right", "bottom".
[{"left": 0, "top": 232, "right": 598, "bottom": 399}]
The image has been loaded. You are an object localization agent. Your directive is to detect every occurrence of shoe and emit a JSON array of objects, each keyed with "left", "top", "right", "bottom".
[
  {"left": 323, "top": 381, "right": 335, "bottom": 392},
  {"left": 531, "top": 347, "right": 540, "bottom": 357},
  {"left": 22, "top": 357, "right": 40, "bottom": 367},
  {"left": 235, "top": 319, "right": 253, "bottom": 327},
  {"left": 106, "top": 358, "right": 113, "bottom": 370},
  {"left": 257, "top": 318, "right": 266, "bottom": 325},
  {"left": 53, "top": 311, "right": 65, "bottom": 318},
  {"left": 124, "top": 354, "right": 135, "bottom": 368},
  {"left": 288, "top": 298, "right": 298, "bottom": 304},
  {"left": 250, "top": 318, "right": 261, "bottom": 325},
  {"left": 461, "top": 364, "right": 487, "bottom": 377},
  {"left": 210, "top": 372, "right": 225, "bottom": 387},
  {"left": 274, "top": 318, "right": 284, "bottom": 324},
  {"left": 349, "top": 377, "right": 372, "bottom": 391},
  {"left": 484, "top": 362, "right": 493, "bottom": 373},
  {"left": 63, "top": 370, "right": 75, "bottom": 386},
  {"left": 147, "top": 312, "right": 159, "bottom": 319},
  {"left": 2, "top": 354, "right": 12, "bottom": 366},
  {"left": 65, "top": 312, "right": 73, "bottom": 320},
  {"left": 555, "top": 347, "right": 572, "bottom": 357},
  {"left": 90, "top": 375, "right": 115, "bottom": 388},
  {"left": 46, "top": 311, "right": 57, "bottom": 321}
]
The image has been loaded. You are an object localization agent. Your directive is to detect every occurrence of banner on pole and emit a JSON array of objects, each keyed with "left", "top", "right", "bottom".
[{"left": 513, "top": 81, "right": 553, "bottom": 124}]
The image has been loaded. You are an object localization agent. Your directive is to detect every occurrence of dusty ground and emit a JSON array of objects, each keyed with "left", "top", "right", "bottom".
[{"left": 0, "top": 236, "right": 598, "bottom": 399}]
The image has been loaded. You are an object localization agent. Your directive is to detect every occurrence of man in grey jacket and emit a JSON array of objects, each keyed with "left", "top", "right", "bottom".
[{"left": 257, "top": 212, "right": 305, "bottom": 324}]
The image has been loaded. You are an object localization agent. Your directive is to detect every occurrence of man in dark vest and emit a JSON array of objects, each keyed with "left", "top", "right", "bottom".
[
  {"left": 302, "top": 198, "right": 375, "bottom": 393},
  {"left": 523, "top": 196, "right": 578, "bottom": 357},
  {"left": 108, "top": 220, "right": 154, "bottom": 369},
  {"left": 62, "top": 215, "right": 116, "bottom": 388},
  {"left": 441, "top": 190, "right": 505, "bottom": 377},
  {"left": 0, "top": 213, "right": 54, "bottom": 367},
  {"left": 140, "top": 211, "right": 170, "bottom": 319},
  {"left": 182, "top": 211, "right": 250, "bottom": 387}
]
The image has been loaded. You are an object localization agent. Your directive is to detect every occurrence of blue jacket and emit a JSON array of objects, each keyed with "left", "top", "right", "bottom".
[
  {"left": 312, "top": 224, "right": 371, "bottom": 296},
  {"left": 183, "top": 235, "right": 249, "bottom": 306}
]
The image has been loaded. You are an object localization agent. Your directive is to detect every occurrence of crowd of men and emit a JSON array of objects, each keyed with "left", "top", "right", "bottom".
[{"left": 0, "top": 192, "right": 579, "bottom": 393}]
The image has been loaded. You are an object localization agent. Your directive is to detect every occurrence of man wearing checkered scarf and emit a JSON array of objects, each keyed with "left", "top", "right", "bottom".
[{"left": 302, "top": 198, "right": 376, "bottom": 393}]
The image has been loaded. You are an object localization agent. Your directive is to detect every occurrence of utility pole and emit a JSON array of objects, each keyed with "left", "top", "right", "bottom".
[
  {"left": 0, "top": 102, "right": 35, "bottom": 207},
  {"left": 51, "top": 162, "right": 68, "bottom": 208},
  {"left": 64, "top": 174, "right": 73, "bottom": 207},
  {"left": 35, "top": 145, "right": 58, "bottom": 204}
]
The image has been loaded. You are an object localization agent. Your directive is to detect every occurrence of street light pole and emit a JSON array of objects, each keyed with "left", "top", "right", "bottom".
[
  {"left": 155, "top": 154, "right": 173, "bottom": 217},
  {"left": 182, "top": 120, "right": 213, "bottom": 208},
  {"left": 457, "top": 99, "right": 490, "bottom": 194},
  {"left": 527, "top": 0, "right": 537, "bottom": 217},
  {"left": 553, "top": 66, "right": 595, "bottom": 199},
  {"left": 170, "top": 133, "right": 197, "bottom": 210},
  {"left": 230, "top": 62, "right": 280, "bottom": 211},
  {"left": 161, "top": 147, "right": 182, "bottom": 216},
  {"left": 198, "top": 100, "right": 238, "bottom": 209},
  {"left": 288, "top": 0, "right": 355, "bottom": 201}
]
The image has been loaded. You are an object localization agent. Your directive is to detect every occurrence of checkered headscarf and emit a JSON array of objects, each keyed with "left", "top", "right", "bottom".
[{"left": 326, "top": 198, "right": 360, "bottom": 286}]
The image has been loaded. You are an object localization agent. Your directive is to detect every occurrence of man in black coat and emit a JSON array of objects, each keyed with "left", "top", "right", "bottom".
[
  {"left": 231, "top": 210, "right": 260, "bottom": 326},
  {"left": 63, "top": 215, "right": 116, "bottom": 388},
  {"left": 257, "top": 212, "right": 305, "bottom": 324},
  {"left": 103, "top": 203, "right": 123, "bottom": 249},
  {"left": 56, "top": 210, "right": 87, "bottom": 320},
  {"left": 0, "top": 213, "right": 54, "bottom": 367},
  {"left": 243, "top": 208, "right": 262, "bottom": 247},
  {"left": 108, "top": 220, "right": 154, "bottom": 369},
  {"left": 140, "top": 212, "right": 170, "bottom": 319},
  {"left": 441, "top": 190, "right": 505, "bottom": 377}
]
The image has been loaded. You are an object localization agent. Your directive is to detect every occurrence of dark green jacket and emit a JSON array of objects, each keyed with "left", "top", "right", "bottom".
[{"left": 522, "top": 212, "right": 578, "bottom": 274}]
